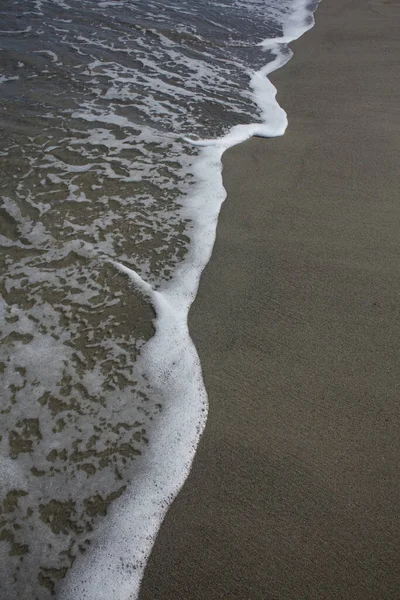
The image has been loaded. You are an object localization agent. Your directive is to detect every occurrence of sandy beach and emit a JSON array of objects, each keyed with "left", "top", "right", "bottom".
[{"left": 139, "top": 0, "right": 400, "bottom": 598}]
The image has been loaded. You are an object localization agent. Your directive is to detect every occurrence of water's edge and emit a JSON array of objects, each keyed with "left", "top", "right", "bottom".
[{"left": 59, "top": 2, "right": 320, "bottom": 598}]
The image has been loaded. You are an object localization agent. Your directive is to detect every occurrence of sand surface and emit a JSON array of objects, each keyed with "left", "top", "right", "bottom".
[{"left": 139, "top": 0, "right": 400, "bottom": 598}]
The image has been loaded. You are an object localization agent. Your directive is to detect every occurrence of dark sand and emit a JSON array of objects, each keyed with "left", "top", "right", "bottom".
[{"left": 139, "top": 0, "right": 400, "bottom": 598}]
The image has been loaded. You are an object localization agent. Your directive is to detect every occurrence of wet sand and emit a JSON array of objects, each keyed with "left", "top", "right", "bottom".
[{"left": 139, "top": 0, "right": 400, "bottom": 598}]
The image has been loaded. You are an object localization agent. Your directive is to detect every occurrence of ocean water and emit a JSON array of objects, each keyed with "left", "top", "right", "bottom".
[{"left": 0, "top": 0, "right": 317, "bottom": 598}]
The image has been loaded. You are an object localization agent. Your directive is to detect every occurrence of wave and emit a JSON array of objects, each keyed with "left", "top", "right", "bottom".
[{"left": 56, "top": 0, "right": 320, "bottom": 598}]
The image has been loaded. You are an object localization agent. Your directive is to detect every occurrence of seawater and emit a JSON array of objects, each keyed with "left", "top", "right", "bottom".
[{"left": 0, "top": 0, "right": 318, "bottom": 598}]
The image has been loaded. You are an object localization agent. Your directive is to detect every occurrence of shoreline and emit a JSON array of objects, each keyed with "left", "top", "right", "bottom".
[
  {"left": 139, "top": 0, "right": 400, "bottom": 598},
  {"left": 57, "top": 5, "right": 319, "bottom": 597}
]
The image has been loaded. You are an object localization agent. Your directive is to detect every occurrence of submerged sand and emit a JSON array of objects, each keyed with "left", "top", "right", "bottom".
[{"left": 139, "top": 0, "right": 400, "bottom": 598}]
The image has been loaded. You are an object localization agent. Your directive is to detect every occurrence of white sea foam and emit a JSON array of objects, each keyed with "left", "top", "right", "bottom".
[
  {"left": 0, "top": 26, "right": 32, "bottom": 34},
  {"left": 33, "top": 49, "right": 60, "bottom": 63},
  {"left": 58, "top": 1, "right": 318, "bottom": 599},
  {"left": 0, "top": 75, "right": 19, "bottom": 83}
]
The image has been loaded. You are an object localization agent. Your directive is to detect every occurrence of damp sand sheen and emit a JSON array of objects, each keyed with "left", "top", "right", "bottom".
[{"left": 0, "top": 0, "right": 318, "bottom": 598}]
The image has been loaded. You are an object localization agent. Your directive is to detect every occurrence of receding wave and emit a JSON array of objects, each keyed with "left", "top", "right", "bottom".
[{"left": 0, "top": 0, "right": 318, "bottom": 598}]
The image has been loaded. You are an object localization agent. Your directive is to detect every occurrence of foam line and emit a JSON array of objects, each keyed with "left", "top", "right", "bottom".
[
  {"left": 112, "top": 260, "right": 155, "bottom": 301},
  {"left": 59, "top": 1, "right": 319, "bottom": 599}
]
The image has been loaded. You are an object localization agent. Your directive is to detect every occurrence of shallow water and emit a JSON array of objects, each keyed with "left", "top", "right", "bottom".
[{"left": 0, "top": 0, "right": 315, "bottom": 597}]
